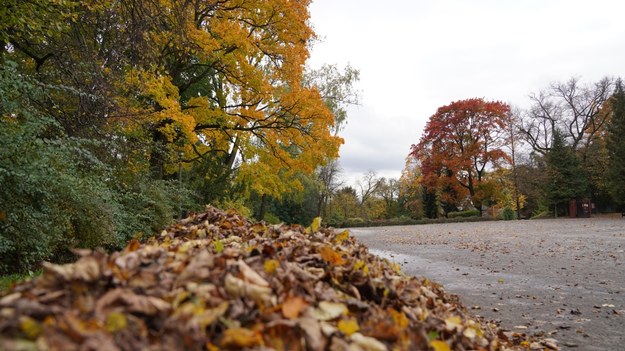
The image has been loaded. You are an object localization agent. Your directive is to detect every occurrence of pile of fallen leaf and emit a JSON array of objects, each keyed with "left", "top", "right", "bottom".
[{"left": 0, "top": 206, "right": 555, "bottom": 350}]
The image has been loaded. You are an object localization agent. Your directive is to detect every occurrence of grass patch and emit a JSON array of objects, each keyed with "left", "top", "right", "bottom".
[{"left": 0, "top": 271, "right": 40, "bottom": 292}]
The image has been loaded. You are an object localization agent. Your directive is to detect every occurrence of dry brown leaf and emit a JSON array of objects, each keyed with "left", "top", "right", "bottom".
[
  {"left": 282, "top": 295, "right": 308, "bottom": 320},
  {"left": 220, "top": 327, "right": 262, "bottom": 348}
]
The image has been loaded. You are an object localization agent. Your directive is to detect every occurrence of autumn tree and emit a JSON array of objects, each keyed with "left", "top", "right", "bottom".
[
  {"left": 410, "top": 98, "right": 510, "bottom": 215},
  {"left": 331, "top": 187, "right": 360, "bottom": 222},
  {"left": 605, "top": 79, "right": 625, "bottom": 208},
  {"left": 398, "top": 158, "right": 424, "bottom": 219}
]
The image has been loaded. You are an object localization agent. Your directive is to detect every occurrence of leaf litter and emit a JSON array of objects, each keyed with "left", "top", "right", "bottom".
[{"left": 0, "top": 206, "right": 558, "bottom": 350}]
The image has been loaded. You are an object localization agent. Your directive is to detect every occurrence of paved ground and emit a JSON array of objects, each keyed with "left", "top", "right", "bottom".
[{"left": 350, "top": 217, "right": 625, "bottom": 350}]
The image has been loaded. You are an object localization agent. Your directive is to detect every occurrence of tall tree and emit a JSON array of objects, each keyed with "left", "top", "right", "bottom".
[
  {"left": 410, "top": 98, "right": 510, "bottom": 215},
  {"left": 544, "top": 131, "right": 587, "bottom": 216},
  {"left": 519, "top": 77, "right": 614, "bottom": 157},
  {"left": 605, "top": 79, "right": 625, "bottom": 209}
]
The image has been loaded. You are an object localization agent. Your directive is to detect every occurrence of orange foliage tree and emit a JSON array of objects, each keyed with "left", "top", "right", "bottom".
[{"left": 410, "top": 98, "right": 510, "bottom": 215}]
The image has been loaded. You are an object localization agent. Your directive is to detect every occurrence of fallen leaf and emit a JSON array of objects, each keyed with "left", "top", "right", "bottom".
[
  {"left": 215, "top": 239, "right": 224, "bottom": 253},
  {"left": 333, "top": 230, "right": 350, "bottom": 244},
  {"left": 306, "top": 217, "right": 322, "bottom": 233},
  {"left": 337, "top": 318, "right": 359, "bottom": 336},
  {"left": 220, "top": 327, "right": 262, "bottom": 348},
  {"left": 351, "top": 332, "right": 388, "bottom": 351},
  {"left": 19, "top": 316, "right": 42, "bottom": 339},
  {"left": 319, "top": 245, "right": 344, "bottom": 265},
  {"left": 264, "top": 259, "right": 279, "bottom": 274},
  {"left": 105, "top": 312, "right": 127, "bottom": 332},
  {"left": 282, "top": 295, "right": 308, "bottom": 320},
  {"left": 430, "top": 340, "right": 451, "bottom": 351},
  {"left": 312, "top": 301, "right": 348, "bottom": 321},
  {"left": 445, "top": 316, "right": 462, "bottom": 331}
]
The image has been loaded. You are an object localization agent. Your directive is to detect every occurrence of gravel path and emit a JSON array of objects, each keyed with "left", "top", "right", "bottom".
[{"left": 350, "top": 217, "right": 625, "bottom": 350}]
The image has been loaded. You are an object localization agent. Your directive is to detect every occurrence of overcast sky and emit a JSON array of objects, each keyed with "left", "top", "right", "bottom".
[{"left": 307, "top": 0, "right": 625, "bottom": 186}]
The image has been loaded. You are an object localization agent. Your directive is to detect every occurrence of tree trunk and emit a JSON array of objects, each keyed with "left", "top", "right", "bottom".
[{"left": 258, "top": 194, "right": 267, "bottom": 221}]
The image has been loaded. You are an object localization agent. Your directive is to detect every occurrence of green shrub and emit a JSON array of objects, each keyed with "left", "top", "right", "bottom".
[
  {"left": 447, "top": 209, "right": 480, "bottom": 218},
  {"left": 263, "top": 212, "right": 281, "bottom": 224},
  {"left": 502, "top": 207, "right": 515, "bottom": 220},
  {"left": 0, "top": 61, "right": 198, "bottom": 273}
]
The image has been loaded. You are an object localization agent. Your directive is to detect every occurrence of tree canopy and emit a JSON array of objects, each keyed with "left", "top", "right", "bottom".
[{"left": 410, "top": 98, "right": 510, "bottom": 213}]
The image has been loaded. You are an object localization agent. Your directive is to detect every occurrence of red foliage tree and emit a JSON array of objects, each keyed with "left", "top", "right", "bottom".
[{"left": 410, "top": 98, "right": 510, "bottom": 215}]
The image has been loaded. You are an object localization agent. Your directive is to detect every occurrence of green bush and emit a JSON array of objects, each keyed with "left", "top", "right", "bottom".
[
  {"left": 263, "top": 212, "right": 281, "bottom": 224},
  {"left": 447, "top": 209, "right": 480, "bottom": 218},
  {"left": 0, "top": 61, "right": 197, "bottom": 273},
  {"left": 502, "top": 207, "right": 515, "bottom": 220}
]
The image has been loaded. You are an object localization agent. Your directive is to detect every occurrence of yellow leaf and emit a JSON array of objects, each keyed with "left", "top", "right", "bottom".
[
  {"left": 221, "top": 327, "right": 262, "bottom": 348},
  {"left": 389, "top": 309, "right": 409, "bottom": 329},
  {"left": 445, "top": 316, "right": 462, "bottom": 331},
  {"left": 429, "top": 340, "right": 450, "bottom": 351},
  {"left": 337, "top": 318, "right": 359, "bottom": 336},
  {"left": 215, "top": 239, "right": 224, "bottom": 253},
  {"left": 281, "top": 295, "right": 308, "bottom": 320},
  {"left": 319, "top": 246, "right": 344, "bottom": 265},
  {"left": 306, "top": 217, "right": 322, "bottom": 233},
  {"left": 19, "top": 316, "right": 42, "bottom": 339},
  {"left": 105, "top": 312, "right": 127, "bottom": 333},
  {"left": 333, "top": 229, "right": 349, "bottom": 244},
  {"left": 197, "top": 302, "right": 229, "bottom": 329},
  {"left": 264, "top": 259, "right": 279, "bottom": 274}
]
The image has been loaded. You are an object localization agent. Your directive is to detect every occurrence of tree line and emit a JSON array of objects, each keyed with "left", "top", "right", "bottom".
[{"left": 272, "top": 77, "right": 625, "bottom": 227}]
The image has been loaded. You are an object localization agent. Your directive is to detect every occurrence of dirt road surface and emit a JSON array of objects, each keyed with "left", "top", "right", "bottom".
[{"left": 350, "top": 217, "right": 625, "bottom": 350}]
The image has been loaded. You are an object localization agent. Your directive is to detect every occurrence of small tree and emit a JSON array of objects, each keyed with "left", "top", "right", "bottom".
[{"left": 544, "top": 131, "right": 587, "bottom": 216}]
